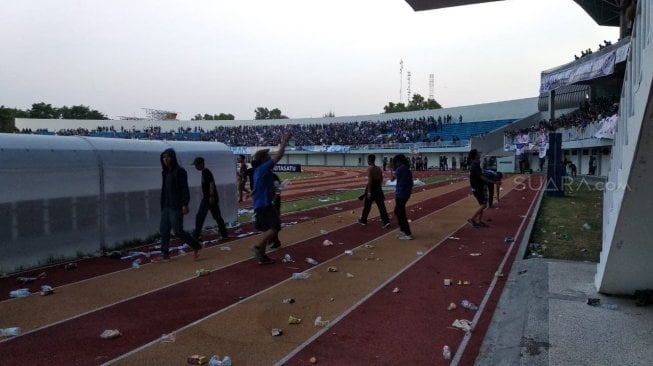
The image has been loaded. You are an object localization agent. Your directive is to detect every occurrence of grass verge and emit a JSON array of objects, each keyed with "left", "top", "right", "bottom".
[{"left": 528, "top": 180, "right": 603, "bottom": 262}]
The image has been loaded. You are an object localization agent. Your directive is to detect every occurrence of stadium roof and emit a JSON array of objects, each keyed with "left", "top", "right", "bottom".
[{"left": 404, "top": 0, "right": 621, "bottom": 27}]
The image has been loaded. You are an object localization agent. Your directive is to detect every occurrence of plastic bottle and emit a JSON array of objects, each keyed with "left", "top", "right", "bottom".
[
  {"left": 442, "top": 345, "right": 451, "bottom": 360},
  {"left": 461, "top": 299, "right": 478, "bottom": 311},
  {"left": 0, "top": 327, "right": 22, "bottom": 337},
  {"left": 9, "top": 288, "right": 31, "bottom": 298},
  {"left": 305, "top": 257, "right": 318, "bottom": 265},
  {"left": 291, "top": 272, "right": 311, "bottom": 280}
]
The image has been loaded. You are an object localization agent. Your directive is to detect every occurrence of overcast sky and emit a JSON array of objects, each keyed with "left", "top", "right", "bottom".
[{"left": 1, "top": 0, "right": 619, "bottom": 120}]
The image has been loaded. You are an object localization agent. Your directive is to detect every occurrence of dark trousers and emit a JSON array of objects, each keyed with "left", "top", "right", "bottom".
[
  {"left": 394, "top": 197, "right": 411, "bottom": 236},
  {"left": 160, "top": 206, "right": 202, "bottom": 255},
  {"left": 193, "top": 198, "right": 228, "bottom": 238},
  {"left": 361, "top": 190, "right": 390, "bottom": 224}
]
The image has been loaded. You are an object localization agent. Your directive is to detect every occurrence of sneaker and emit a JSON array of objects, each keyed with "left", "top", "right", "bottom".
[
  {"left": 398, "top": 234, "right": 413, "bottom": 240},
  {"left": 151, "top": 255, "right": 170, "bottom": 263},
  {"left": 382, "top": 222, "right": 391, "bottom": 229},
  {"left": 193, "top": 249, "right": 201, "bottom": 261},
  {"left": 270, "top": 241, "right": 282, "bottom": 249},
  {"left": 258, "top": 256, "right": 275, "bottom": 265},
  {"left": 357, "top": 219, "right": 367, "bottom": 226}
]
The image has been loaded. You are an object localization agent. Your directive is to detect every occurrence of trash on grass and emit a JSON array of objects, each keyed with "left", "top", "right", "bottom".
[
  {"left": 346, "top": 273, "right": 355, "bottom": 278},
  {"left": 327, "top": 266, "right": 338, "bottom": 272},
  {"left": 392, "top": 287, "right": 400, "bottom": 293},
  {"left": 444, "top": 279, "right": 452, "bottom": 286},
  {"left": 447, "top": 302, "right": 457, "bottom": 310},
  {"left": 322, "top": 239, "right": 333, "bottom": 246},
  {"left": 271, "top": 328, "right": 283, "bottom": 336}
]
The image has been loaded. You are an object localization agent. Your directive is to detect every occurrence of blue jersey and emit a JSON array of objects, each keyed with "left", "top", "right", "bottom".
[{"left": 252, "top": 159, "right": 276, "bottom": 209}]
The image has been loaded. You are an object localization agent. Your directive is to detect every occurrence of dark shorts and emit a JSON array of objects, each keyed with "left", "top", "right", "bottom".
[
  {"left": 472, "top": 188, "right": 487, "bottom": 206},
  {"left": 255, "top": 205, "right": 281, "bottom": 232}
]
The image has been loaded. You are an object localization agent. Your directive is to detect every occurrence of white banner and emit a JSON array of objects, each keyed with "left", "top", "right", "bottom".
[{"left": 594, "top": 114, "right": 618, "bottom": 140}]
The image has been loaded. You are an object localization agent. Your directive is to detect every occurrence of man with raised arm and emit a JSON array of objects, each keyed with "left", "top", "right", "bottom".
[{"left": 249, "top": 132, "right": 291, "bottom": 265}]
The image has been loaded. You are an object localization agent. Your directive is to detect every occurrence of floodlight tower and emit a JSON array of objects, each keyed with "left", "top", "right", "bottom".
[
  {"left": 399, "top": 59, "right": 404, "bottom": 103},
  {"left": 407, "top": 71, "right": 412, "bottom": 102},
  {"left": 429, "top": 74, "right": 435, "bottom": 100}
]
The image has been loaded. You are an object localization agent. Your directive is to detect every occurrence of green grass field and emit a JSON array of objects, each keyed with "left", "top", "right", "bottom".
[{"left": 529, "top": 180, "right": 603, "bottom": 262}]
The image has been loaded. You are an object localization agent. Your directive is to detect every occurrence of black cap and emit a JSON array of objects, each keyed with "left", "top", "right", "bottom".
[{"left": 192, "top": 157, "right": 204, "bottom": 165}]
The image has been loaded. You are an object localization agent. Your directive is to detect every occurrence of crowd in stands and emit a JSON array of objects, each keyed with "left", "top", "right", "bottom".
[
  {"left": 17, "top": 114, "right": 477, "bottom": 147},
  {"left": 504, "top": 96, "right": 619, "bottom": 143}
]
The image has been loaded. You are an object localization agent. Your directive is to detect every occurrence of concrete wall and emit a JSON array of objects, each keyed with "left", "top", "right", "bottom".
[{"left": 596, "top": 0, "right": 653, "bottom": 294}]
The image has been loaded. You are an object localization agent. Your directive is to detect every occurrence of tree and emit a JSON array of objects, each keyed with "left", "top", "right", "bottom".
[
  {"left": 254, "top": 107, "right": 270, "bottom": 120},
  {"left": 407, "top": 94, "right": 426, "bottom": 111},
  {"left": 215, "top": 113, "right": 235, "bottom": 120},
  {"left": 382, "top": 102, "right": 408, "bottom": 113},
  {"left": 0, "top": 106, "right": 29, "bottom": 132},
  {"left": 29, "top": 102, "right": 60, "bottom": 119},
  {"left": 382, "top": 94, "right": 442, "bottom": 113},
  {"left": 255, "top": 107, "right": 288, "bottom": 120},
  {"left": 323, "top": 111, "right": 335, "bottom": 118},
  {"left": 59, "top": 105, "right": 107, "bottom": 120},
  {"left": 268, "top": 108, "right": 288, "bottom": 119},
  {"left": 192, "top": 114, "right": 203, "bottom": 121}
]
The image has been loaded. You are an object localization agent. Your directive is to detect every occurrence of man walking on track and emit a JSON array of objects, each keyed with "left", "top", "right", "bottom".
[
  {"left": 237, "top": 154, "right": 250, "bottom": 202},
  {"left": 250, "top": 132, "right": 290, "bottom": 265},
  {"left": 392, "top": 154, "right": 414, "bottom": 240},
  {"left": 358, "top": 154, "right": 391, "bottom": 229},
  {"left": 467, "top": 149, "right": 500, "bottom": 228},
  {"left": 155, "top": 148, "right": 203, "bottom": 262},
  {"left": 192, "top": 157, "right": 229, "bottom": 242}
]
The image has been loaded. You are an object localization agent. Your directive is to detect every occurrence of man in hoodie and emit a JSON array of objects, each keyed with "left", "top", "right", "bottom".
[
  {"left": 155, "top": 148, "right": 203, "bottom": 262},
  {"left": 250, "top": 132, "right": 290, "bottom": 265}
]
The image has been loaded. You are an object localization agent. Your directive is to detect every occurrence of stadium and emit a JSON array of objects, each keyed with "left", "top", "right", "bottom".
[{"left": 0, "top": 0, "right": 651, "bottom": 364}]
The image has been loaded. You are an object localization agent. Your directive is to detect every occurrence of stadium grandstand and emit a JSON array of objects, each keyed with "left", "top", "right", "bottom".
[{"left": 0, "top": 0, "right": 651, "bottom": 363}]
